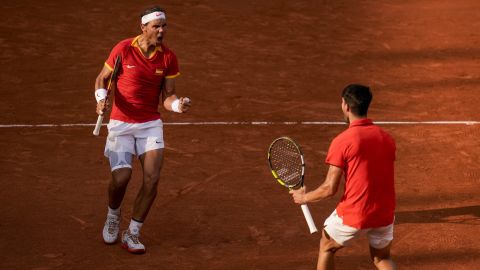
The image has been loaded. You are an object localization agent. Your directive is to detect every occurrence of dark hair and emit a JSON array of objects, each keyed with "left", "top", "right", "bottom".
[
  {"left": 140, "top": 6, "right": 166, "bottom": 22},
  {"left": 341, "top": 84, "right": 372, "bottom": 116}
]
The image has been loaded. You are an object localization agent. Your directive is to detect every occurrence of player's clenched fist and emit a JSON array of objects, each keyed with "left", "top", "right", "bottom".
[{"left": 179, "top": 97, "right": 191, "bottom": 113}]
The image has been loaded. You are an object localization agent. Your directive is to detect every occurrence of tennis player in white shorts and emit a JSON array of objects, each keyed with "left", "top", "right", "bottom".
[
  {"left": 94, "top": 6, "right": 191, "bottom": 254},
  {"left": 104, "top": 119, "right": 164, "bottom": 171},
  {"left": 324, "top": 210, "right": 394, "bottom": 249},
  {"left": 290, "top": 84, "right": 396, "bottom": 269}
]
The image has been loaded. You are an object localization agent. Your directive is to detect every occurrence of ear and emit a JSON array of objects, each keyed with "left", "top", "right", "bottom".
[{"left": 341, "top": 98, "right": 350, "bottom": 112}]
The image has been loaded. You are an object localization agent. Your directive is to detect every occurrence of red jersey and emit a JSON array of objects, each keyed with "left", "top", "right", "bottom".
[
  {"left": 104, "top": 36, "right": 180, "bottom": 123},
  {"left": 325, "top": 118, "right": 396, "bottom": 229}
]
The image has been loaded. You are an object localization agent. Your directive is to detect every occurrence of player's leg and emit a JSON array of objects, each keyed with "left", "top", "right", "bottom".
[
  {"left": 133, "top": 148, "right": 164, "bottom": 221},
  {"left": 106, "top": 148, "right": 135, "bottom": 209},
  {"left": 103, "top": 129, "right": 135, "bottom": 244},
  {"left": 319, "top": 210, "right": 363, "bottom": 270},
  {"left": 108, "top": 162, "right": 133, "bottom": 209},
  {"left": 317, "top": 229, "right": 344, "bottom": 270},
  {"left": 369, "top": 242, "right": 396, "bottom": 270},
  {"left": 103, "top": 166, "right": 132, "bottom": 244},
  {"left": 122, "top": 121, "right": 164, "bottom": 253},
  {"left": 105, "top": 124, "right": 136, "bottom": 210},
  {"left": 120, "top": 148, "right": 163, "bottom": 253},
  {"left": 367, "top": 223, "right": 396, "bottom": 270}
]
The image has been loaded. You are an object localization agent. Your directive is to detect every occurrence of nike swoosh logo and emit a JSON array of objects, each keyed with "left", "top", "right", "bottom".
[
  {"left": 126, "top": 65, "right": 136, "bottom": 69},
  {"left": 155, "top": 140, "right": 162, "bottom": 144}
]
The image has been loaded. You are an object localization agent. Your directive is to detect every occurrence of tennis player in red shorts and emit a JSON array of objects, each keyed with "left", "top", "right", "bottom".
[
  {"left": 290, "top": 84, "right": 397, "bottom": 270},
  {"left": 94, "top": 6, "right": 191, "bottom": 254}
]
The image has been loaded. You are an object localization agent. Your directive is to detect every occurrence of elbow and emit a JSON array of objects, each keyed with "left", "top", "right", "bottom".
[
  {"left": 325, "top": 190, "right": 335, "bottom": 198},
  {"left": 94, "top": 76, "right": 101, "bottom": 89},
  {"left": 324, "top": 185, "right": 337, "bottom": 198},
  {"left": 95, "top": 74, "right": 106, "bottom": 89}
]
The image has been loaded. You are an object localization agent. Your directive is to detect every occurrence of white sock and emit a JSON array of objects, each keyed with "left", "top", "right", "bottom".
[
  {"left": 129, "top": 219, "right": 143, "bottom": 235},
  {"left": 108, "top": 206, "right": 121, "bottom": 216}
]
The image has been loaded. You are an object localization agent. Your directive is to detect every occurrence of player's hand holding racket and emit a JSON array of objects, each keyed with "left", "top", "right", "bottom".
[
  {"left": 268, "top": 137, "right": 318, "bottom": 234},
  {"left": 93, "top": 55, "right": 121, "bottom": 136},
  {"left": 96, "top": 99, "right": 110, "bottom": 115}
]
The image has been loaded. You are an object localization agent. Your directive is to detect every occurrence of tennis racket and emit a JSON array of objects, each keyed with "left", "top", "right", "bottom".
[
  {"left": 268, "top": 137, "right": 318, "bottom": 234},
  {"left": 92, "top": 55, "right": 122, "bottom": 136}
]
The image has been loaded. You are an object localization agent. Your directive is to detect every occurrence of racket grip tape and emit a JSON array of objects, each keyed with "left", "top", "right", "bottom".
[
  {"left": 92, "top": 114, "right": 104, "bottom": 136},
  {"left": 301, "top": 204, "right": 318, "bottom": 234}
]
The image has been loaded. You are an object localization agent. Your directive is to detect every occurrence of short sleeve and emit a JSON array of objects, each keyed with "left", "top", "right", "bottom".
[
  {"left": 104, "top": 42, "right": 125, "bottom": 71},
  {"left": 165, "top": 51, "right": 180, "bottom": 78},
  {"left": 325, "top": 136, "right": 346, "bottom": 168}
]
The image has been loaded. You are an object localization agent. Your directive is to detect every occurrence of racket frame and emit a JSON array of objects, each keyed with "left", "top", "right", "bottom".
[
  {"left": 267, "top": 136, "right": 318, "bottom": 234},
  {"left": 268, "top": 136, "right": 306, "bottom": 189}
]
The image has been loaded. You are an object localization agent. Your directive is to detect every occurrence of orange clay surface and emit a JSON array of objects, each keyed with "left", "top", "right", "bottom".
[{"left": 1, "top": 1, "right": 479, "bottom": 269}]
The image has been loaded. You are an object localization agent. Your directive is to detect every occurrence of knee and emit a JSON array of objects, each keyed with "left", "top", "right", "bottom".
[
  {"left": 143, "top": 170, "right": 161, "bottom": 186},
  {"left": 372, "top": 256, "right": 396, "bottom": 270},
  {"left": 320, "top": 244, "right": 341, "bottom": 254},
  {"left": 372, "top": 255, "right": 390, "bottom": 264},
  {"left": 372, "top": 254, "right": 393, "bottom": 265},
  {"left": 370, "top": 246, "right": 395, "bottom": 269},
  {"left": 111, "top": 178, "right": 129, "bottom": 190},
  {"left": 142, "top": 174, "right": 160, "bottom": 195},
  {"left": 111, "top": 169, "right": 132, "bottom": 189},
  {"left": 145, "top": 171, "right": 161, "bottom": 182}
]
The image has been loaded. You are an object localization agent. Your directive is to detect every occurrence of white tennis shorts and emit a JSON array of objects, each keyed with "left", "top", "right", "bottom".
[
  {"left": 324, "top": 210, "right": 394, "bottom": 249},
  {"left": 104, "top": 119, "right": 164, "bottom": 164}
]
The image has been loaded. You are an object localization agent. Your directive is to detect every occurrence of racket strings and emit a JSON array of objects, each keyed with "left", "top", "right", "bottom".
[{"left": 270, "top": 139, "right": 303, "bottom": 187}]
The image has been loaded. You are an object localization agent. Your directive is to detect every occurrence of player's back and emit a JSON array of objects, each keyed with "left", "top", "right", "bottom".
[{"left": 330, "top": 118, "right": 396, "bottom": 229}]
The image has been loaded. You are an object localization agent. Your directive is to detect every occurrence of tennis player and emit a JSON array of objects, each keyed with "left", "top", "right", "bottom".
[
  {"left": 290, "top": 84, "right": 396, "bottom": 270},
  {"left": 94, "top": 6, "right": 191, "bottom": 254}
]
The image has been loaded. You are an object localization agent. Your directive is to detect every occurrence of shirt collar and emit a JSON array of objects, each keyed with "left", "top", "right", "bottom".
[{"left": 349, "top": 118, "right": 373, "bottom": 128}]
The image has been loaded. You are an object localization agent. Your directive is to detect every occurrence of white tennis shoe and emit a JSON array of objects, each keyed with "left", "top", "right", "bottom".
[
  {"left": 121, "top": 230, "right": 146, "bottom": 254},
  {"left": 102, "top": 214, "right": 120, "bottom": 244}
]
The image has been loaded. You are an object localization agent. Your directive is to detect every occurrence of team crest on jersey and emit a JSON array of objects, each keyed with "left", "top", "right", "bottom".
[{"left": 155, "top": 69, "right": 164, "bottom": 75}]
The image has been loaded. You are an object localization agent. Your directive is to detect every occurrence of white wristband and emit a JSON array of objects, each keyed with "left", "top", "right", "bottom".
[
  {"left": 171, "top": 99, "right": 181, "bottom": 113},
  {"left": 95, "top": 88, "right": 108, "bottom": 103}
]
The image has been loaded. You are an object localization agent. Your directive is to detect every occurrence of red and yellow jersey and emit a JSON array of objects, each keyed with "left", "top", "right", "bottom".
[
  {"left": 325, "top": 119, "right": 396, "bottom": 229},
  {"left": 105, "top": 36, "right": 180, "bottom": 123}
]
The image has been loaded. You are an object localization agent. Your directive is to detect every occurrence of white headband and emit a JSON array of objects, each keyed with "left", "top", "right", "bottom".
[{"left": 141, "top": 11, "right": 166, "bottom": 24}]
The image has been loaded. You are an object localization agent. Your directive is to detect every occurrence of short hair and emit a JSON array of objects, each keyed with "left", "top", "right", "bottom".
[
  {"left": 140, "top": 6, "right": 166, "bottom": 23},
  {"left": 341, "top": 84, "right": 372, "bottom": 116}
]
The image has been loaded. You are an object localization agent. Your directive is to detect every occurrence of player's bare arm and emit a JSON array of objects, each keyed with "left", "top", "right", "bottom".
[
  {"left": 94, "top": 65, "right": 113, "bottom": 115},
  {"left": 290, "top": 165, "right": 343, "bottom": 204},
  {"left": 162, "top": 78, "right": 191, "bottom": 113}
]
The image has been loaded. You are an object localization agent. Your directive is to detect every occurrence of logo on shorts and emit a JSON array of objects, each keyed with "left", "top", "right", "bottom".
[
  {"left": 155, "top": 140, "right": 162, "bottom": 144},
  {"left": 155, "top": 69, "right": 164, "bottom": 75}
]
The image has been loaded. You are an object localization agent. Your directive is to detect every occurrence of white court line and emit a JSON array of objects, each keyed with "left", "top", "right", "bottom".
[{"left": 0, "top": 121, "right": 479, "bottom": 128}]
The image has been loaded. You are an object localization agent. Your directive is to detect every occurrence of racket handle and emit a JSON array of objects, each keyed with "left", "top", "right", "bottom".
[
  {"left": 92, "top": 114, "right": 104, "bottom": 136},
  {"left": 301, "top": 204, "right": 318, "bottom": 234}
]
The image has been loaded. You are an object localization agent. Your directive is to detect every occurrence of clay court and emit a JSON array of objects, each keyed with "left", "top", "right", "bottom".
[{"left": 1, "top": 0, "right": 479, "bottom": 269}]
